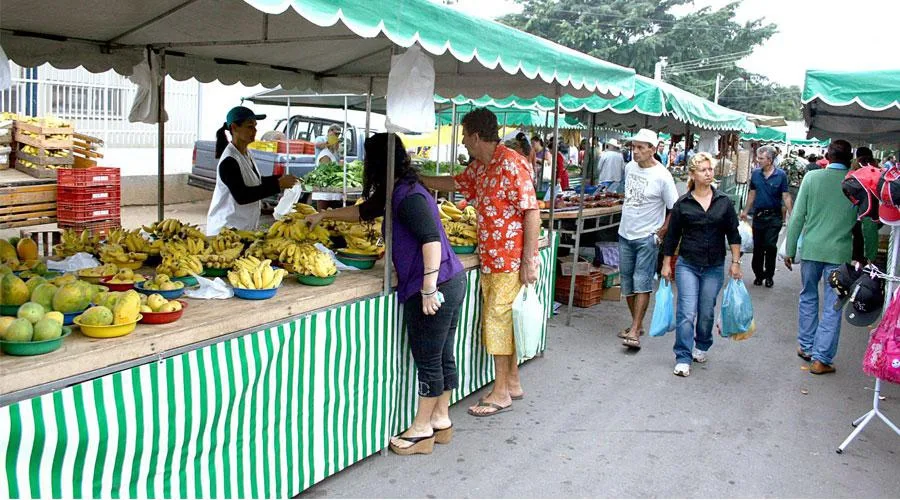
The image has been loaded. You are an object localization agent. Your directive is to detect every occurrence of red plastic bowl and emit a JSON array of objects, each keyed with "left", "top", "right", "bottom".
[
  {"left": 138, "top": 300, "right": 188, "bottom": 324},
  {"left": 100, "top": 276, "right": 146, "bottom": 292}
]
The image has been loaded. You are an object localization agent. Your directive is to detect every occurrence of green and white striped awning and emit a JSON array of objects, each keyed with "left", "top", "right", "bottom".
[{"left": 802, "top": 69, "right": 900, "bottom": 142}]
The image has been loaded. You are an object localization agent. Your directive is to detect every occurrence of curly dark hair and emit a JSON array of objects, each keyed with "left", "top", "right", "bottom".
[
  {"left": 362, "top": 133, "right": 418, "bottom": 203},
  {"left": 460, "top": 107, "right": 500, "bottom": 142}
]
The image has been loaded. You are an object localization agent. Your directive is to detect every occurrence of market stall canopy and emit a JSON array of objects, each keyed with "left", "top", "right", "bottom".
[
  {"left": 741, "top": 126, "right": 829, "bottom": 147},
  {"left": 802, "top": 69, "right": 900, "bottom": 142},
  {"left": 435, "top": 105, "right": 584, "bottom": 129},
  {"left": 654, "top": 79, "right": 756, "bottom": 133},
  {"left": 0, "top": 0, "right": 635, "bottom": 99},
  {"left": 244, "top": 91, "right": 387, "bottom": 113},
  {"left": 744, "top": 113, "right": 787, "bottom": 128}
]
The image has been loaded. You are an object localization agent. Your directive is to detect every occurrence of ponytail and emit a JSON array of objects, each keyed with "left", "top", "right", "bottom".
[
  {"left": 215, "top": 123, "right": 230, "bottom": 159},
  {"left": 687, "top": 178, "right": 695, "bottom": 191}
]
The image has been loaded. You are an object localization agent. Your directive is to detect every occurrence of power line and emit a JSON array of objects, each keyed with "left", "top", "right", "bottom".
[
  {"left": 664, "top": 50, "right": 752, "bottom": 71},
  {"left": 550, "top": 9, "right": 759, "bottom": 32}
]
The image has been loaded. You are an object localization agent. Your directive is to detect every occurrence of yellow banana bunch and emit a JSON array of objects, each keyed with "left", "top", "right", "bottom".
[
  {"left": 267, "top": 214, "right": 331, "bottom": 246},
  {"left": 292, "top": 203, "right": 318, "bottom": 216},
  {"left": 442, "top": 220, "right": 478, "bottom": 246},
  {"left": 198, "top": 254, "right": 236, "bottom": 269},
  {"left": 156, "top": 253, "right": 202, "bottom": 277},
  {"left": 143, "top": 218, "right": 184, "bottom": 239},
  {"left": 438, "top": 201, "right": 463, "bottom": 222},
  {"left": 184, "top": 237, "right": 207, "bottom": 256},
  {"left": 288, "top": 244, "right": 337, "bottom": 278},
  {"left": 99, "top": 243, "right": 148, "bottom": 265},
  {"left": 228, "top": 257, "right": 286, "bottom": 289},
  {"left": 338, "top": 218, "right": 383, "bottom": 255},
  {"left": 53, "top": 229, "right": 101, "bottom": 257}
]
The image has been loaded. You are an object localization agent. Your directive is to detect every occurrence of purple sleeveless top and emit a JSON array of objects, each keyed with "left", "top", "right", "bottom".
[{"left": 389, "top": 179, "right": 465, "bottom": 303}]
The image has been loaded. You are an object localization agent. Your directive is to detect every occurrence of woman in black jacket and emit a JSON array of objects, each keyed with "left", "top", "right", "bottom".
[{"left": 661, "top": 153, "right": 742, "bottom": 377}]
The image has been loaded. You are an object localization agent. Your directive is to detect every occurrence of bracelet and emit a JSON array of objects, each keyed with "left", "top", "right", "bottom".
[
  {"left": 424, "top": 269, "right": 439, "bottom": 276},
  {"left": 421, "top": 288, "right": 438, "bottom": 297},
  {"left": 732, "top": 261, "right": 741, "bottom": 265}
]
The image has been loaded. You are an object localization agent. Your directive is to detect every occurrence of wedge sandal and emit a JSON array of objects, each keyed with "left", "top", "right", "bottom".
[
  {"left": 433, "top": 425, "right": 453, "bottom": 445},
  {"left": 389, "top": 434, "right": 435, "bottom": 455}
]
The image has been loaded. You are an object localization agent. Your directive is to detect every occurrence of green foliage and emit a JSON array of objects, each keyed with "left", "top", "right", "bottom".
[
  {"left": 502, "top": 0, "right": 800, "bottom": 119},
  {"left": 302, "top": 160, "right": 364, "bottom": 188}
]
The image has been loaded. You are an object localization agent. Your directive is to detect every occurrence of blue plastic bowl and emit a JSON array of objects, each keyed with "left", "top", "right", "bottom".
[
  {"left": 133, "top": 284, "right": 185, "bottom": 300},
  {"left": 62, "top": 309, "right": 87, "bottom": 326},
  {"left": 232, "top": 287, "right": 278, "bottom": 300}
]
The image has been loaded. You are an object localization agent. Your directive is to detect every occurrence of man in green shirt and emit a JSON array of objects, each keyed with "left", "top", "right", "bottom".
[{"left": 783, "top": 140, "right": 857, "bottom": 375}]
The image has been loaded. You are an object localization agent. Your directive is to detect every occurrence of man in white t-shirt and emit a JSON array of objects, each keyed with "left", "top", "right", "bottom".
[
  {"left": 617, "top": 129, "right": 679, "bottom": 350},
  {"left": 596, "top": 138, "right": 626, "bottom": 192}
]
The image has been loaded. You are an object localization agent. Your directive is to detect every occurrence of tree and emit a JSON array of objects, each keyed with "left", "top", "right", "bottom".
[{"left": 501, "top": 0, "right": 800, "bottom": 119}]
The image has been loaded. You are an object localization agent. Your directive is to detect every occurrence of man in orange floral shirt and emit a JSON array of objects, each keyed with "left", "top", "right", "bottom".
[{"left": 422, "top": 108, "right": 541, "bottom": 417}]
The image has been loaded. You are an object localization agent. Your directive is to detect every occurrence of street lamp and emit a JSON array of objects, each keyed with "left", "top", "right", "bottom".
[{"left": 714, "top": 74, "right": 746, "bottom": 104}]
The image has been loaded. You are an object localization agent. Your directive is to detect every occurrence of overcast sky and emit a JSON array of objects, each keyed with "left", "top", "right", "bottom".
[{"left": 452, "top": 0, "right": 899, "bottom": 87}]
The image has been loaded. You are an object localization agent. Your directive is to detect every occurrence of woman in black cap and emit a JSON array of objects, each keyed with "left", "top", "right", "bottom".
[{"left": 206, "top": 106, "right": 297, "bottom": 235}]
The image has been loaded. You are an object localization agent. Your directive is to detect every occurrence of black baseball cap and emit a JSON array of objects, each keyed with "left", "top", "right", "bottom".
[
  {"left": 844, "top": 273, "right": 885, "bottom": 327},
  {"left": 829, "top": 262, "right": 864, "bottom": 311},
  {"left": 225, "top": 106, "right": 266, "bottom": 127}
]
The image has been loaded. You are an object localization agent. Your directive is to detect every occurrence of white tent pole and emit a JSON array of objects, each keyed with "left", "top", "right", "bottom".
[
  {"left": 286, "top": 97, "right": 291, "bottom": 136},
  {"left": 343, "top": 95, "right": 348, "bottom": 204},
  {"left": 435, "top": 107, "right": 442, "bottom": 175},
  {"left": 157, "top": 49, "right": 166, "bottom": 222},
  {"left": 547, "top": 86, "right": 561, "bottom": 247},
  {"left": 449, "top": 102, "right": 459, "bottom": 199},
  {"left": 384, "top": 133, "right": 396, "bottom": 296},
  {"left": 364, "top": 77, "right": 373, "bottom": 138}
]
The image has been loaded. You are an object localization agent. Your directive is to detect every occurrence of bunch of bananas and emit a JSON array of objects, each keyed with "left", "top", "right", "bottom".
[
  {"left": 143, "top": 219, "right": 205, "bottom": 240},
  {"left": 212, "top": 228, "right": 244, "bottom": 248},
  {"left": 21, "top": 145, "right": 70, "bottom": 158},
  {"left": 289, "top": 244, "right": 338, "bottom": 278},
  {"left": 198, "top": 254, "right": 237, "bottom": 269},
  {"left": 156, "top": 253, "right": 203, "bottom": 278},
  {"left": 439, "top": 201, "right": 478, "bottom": 246},
  {"left": 228, "top": 257, "right": 287, "bottom": 289},
  {"left": 267, "top": 214, "right": 331, "bottom": 246},
  {"left": 53, "top": 229, "right": 101, "bottom": 257},
  {"left": 292, "top": 203, "right": 318, "bottom": 216},
  {"left": 13, "top": 115, "right": 70, "bottom": 128},
  {"left": 337, "top": 218, "right": 383, "bottom": 255},
  {"left": 107, "top": 228, "right": 154, "bottom": 254},
  {"left": 98, "top": 243, "right": 148, "bottom": 265}
]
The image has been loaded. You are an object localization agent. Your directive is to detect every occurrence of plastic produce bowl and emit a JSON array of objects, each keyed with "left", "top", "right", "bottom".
[
  {"left": 62, "top": 309, "right": 87, "bottom": 326},
  {"left": 77, "top": 273, "right": 113, "bottom": 284},
  {"left": 172, "top": 275, "right": 199, "bottom": 287},
  {"left": 202, "top": 267, "right": 229, "bottom": 278},
  {"left": 139, "top": 301, "right": 188, "bottom": 324},
  {"left": 0, "top": 304, "right": 21, "bottom": 316},
  {"left": 0, "top": 327, "right": 72, "bottom": 356},
  {"left": 232, "top": 287, "right": 278, "bottom": 300},
  {"left": 337, "top": 254, "right": 376, "bottom": 270},
  {"left": 74, "top": 315, "right": 142, "bottom": 339},
  {"left": 133, "top": 284, "right": 185, "bottom": 300},
  {"left": 297, "top": 274, "right": 337, "bottom": 286},
  {"left": 100, "top": 277, "right": 146, "bottom": 292},
  {"left": 117, "top": 261, "right": 146, "bottom": 271},
  {"left": 451, "top": 245, "right": 476, "bottom": 254}
]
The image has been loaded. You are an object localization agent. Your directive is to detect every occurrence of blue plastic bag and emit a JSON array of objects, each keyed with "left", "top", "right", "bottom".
[
  {"left": 721, "top": 279, "right": 754, "bottom": 337},
  {"left": 649, "top": 280, "right": 676, "bottom": 337}
]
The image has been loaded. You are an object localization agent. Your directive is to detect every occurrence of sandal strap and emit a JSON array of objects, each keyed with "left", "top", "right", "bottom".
[{"left": 393, "top": 433, "right": 434, "bottom": 444}]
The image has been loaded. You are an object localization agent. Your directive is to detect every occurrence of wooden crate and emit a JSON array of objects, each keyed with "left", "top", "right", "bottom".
[
  {"left": 15, "top": 161, "right": 59, "bottom": 179},
  {"left": 15, "top": 149, "right": 74, "bottom": 166},
  {"left": 0, "top": 183, "right": 57, "bottom": 229}
]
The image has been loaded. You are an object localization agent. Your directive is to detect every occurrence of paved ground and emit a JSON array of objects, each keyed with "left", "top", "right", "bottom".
[{"left": 300, "top": 261, "right": 900, "bottom": 498}]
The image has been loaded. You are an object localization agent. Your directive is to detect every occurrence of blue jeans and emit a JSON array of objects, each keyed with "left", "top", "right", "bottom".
[
  {"left": 798, "top": 261, "right": 842, "bottom": 365},
  {"left": 618, "top": 235, "right": 657, "bottom": 296},
  {"left": 674, "top": 260, "right": 725, "bottom": 364}
]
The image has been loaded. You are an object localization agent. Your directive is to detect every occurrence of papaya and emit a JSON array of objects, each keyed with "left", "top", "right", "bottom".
[
  {"left": 0, "top": 240, "right": 17, "bottom": 264},
  {"left": 16, "top": 238, "right": 38, "bottom": 261}
]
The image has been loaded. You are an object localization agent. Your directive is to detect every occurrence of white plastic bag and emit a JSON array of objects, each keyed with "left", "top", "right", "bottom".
[
  {"left": 314, "top": 243, "right": 355, "bottom": 272},
  {"left": 738, "top": 221, "right": 753, "bottom": 254},
  {"left": 513, "top": 284, "right": 543, "bottom": 359},
  {"left": 46, "top": 252, "right": 100, "bottom": 272},
  {"left": 0, "top": 44, "right": 11, "bottom": 91},
  {"left": 274, "top": 183, "right": 303, "bottom": 220},
  {"left": 127, "top": 50, "right": 168, "bottom": 124},
  {"left": 183, "top": 274, "right": 234, "bottom": 299},
  {"left": 384, "top": 45, "right": 436, "bottom": 134}
]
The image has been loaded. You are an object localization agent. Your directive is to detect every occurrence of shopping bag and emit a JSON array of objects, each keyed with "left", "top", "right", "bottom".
[
  {"left": 721, "top": 279, "right": 754, "bottom": 338},
  {"left": 863, "top": 288, "right": 900, "bottom": 380},
  {"left": 274, "top": 183, "right": 303, "bottom": 220},
  {"left": 512, "top": 284, "right": 543, "bottom": 359},
  {"left": 648, "top": 279, "right": 676, "bottom": 337},
  {"left": 738, "top": 221, "right": 753, "bottom": 254}
]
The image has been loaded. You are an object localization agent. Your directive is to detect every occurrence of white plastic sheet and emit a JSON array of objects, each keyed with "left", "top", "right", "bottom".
[
  {"left": 183, "top": 274, "right": 234, "bottom": 299},
  {"left": 384, "top": 45, "right": 436, "bottom": 134},
  {"left": 314, "top": 243, "right": 356, "bottom": 272},
  {"left": 46, "top": 253, "right": 100, "bottom": 272}
]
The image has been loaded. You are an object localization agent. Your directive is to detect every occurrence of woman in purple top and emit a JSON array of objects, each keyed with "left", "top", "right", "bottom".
[{"left": 307, "top": 133, "right": 467, "bottom": 456}]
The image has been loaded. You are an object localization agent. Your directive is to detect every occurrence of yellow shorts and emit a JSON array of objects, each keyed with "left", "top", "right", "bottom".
[{"left": 480, "top": 272, "right": 522, "bottom": 356}]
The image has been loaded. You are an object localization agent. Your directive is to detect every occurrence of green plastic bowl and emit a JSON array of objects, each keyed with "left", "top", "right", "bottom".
[
  {"left": 172, "top": 275, "right": 199, "bottom": 287},
  {"left": 0, "top": 326, "right": 72, "bottom": 356},
  {"left": 297, "top": 274, "right": 337, "bottom": 286},
  {"left": 451, "top": 245, "right": 476, "bottom": 254},
  {"left": 337, "top": 255, "right": 376, "bottom": 270},
  {"left": 0, "top": 304, "right": 21, "bottom": 316},
  {"left": 202, "top": 267, "right": 229, "bottom": 277}
]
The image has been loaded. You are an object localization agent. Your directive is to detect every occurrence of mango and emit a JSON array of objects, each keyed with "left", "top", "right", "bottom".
[
  {"left": 16, "top": 238, "right": 38, "bottom": 261},
  {"left": 0, "top": 316, "right": 15, "bottom": 336},
  {"left": 112, "top": 290, "right": 141, "bottom": 325},
  {"left": 43, "top": 311, "right": 64, "bottom": 325},
  {"left": 0, "top": 240, "right": 17, "bottom": 264},
  {"left": 32, "top": 318, "right": 62, "bottom": 341},
  {"left": 17, "top": 302, "right": 45, "bottom": 324},
  {"left": 52, "top": 283, "right": 91, "bottom": 313},
  {"left": 25, "top": 276, "right": 48, "bottom": 295},
  {"left": 1, "top": 273, "right": 30, "bottom": 306},
  {"left": 79, "top": 306, "right": 113, "bottom": 326},
  {"left": 1, "top": 318, "right": 33, "bottom": 341}
]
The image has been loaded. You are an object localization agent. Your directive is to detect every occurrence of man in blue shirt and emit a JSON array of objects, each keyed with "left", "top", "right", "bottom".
[{"left": 740, "top": 145, "right": 793, "bottom": 288}]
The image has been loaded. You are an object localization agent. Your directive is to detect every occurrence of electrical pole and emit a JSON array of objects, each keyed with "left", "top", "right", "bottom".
[
  {"left": 654, "top": 57, "right": 668, "bottom": 81},
  {"left": 714, "top": 73, "right": 723, "bottom": 104}
]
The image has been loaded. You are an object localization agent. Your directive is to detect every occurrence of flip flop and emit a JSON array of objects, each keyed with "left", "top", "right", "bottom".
[
  {"left": 511, "top": 394, "right": 525, "bottom": 401},
  {"left": 467, "top": 399, "right": 512, "bottom": 418},
  {"left": 616, "top": 327, "right": 645, "bottom": 339},
  {"left": 622, "top": 335, "right": 641, "bottom": 349},
  {"left": 389, "top": 434, "right": 435, "bottom": 455}
]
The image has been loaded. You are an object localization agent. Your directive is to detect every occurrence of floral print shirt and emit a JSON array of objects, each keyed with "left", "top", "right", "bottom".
[{"left": 455, "top": 144, "right": 539, "bottom": 273}]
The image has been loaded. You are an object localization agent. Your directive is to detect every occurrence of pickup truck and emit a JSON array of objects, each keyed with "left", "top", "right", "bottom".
[{"left": 188, "top": 115, "right": 367, "bottom": 192}]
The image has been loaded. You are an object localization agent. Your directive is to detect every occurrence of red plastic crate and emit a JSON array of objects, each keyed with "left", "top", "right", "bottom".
[
  {"left": 57, "top": 219, "right": 121, "bottom": 237},
  {"left": 57, "top": 167, "right": 121, "bottom": 188},
  {"left": 57, "top": 185, "right": 121, "bottom": 205},
  {"left": 277, "top": 140, "right": 315, "bottom": 155},
  {"left": 57, "top": 203, "right": 121, "bottom": 223}
]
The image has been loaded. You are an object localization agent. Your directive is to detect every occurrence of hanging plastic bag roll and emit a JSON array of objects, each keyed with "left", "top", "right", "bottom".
[
  {"left": 512, "top": 284, "right": 543, "bottom": 359},
  {"left": 649, "top": 279, "right": 676, "bottom": 337},
  {"left": 384, "top": 45, "right": 436, "bottom": 134},
  {"left": 274, "top": 183, "right": 303, "bottom": 220}
]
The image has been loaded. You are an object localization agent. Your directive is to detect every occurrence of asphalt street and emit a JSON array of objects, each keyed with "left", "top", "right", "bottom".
[{"left": 301, "top": 259, "right": 900, "bottom": 498}]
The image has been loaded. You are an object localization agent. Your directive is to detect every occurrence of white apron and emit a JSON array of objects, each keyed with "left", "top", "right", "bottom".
[{"left": 206, "top": 143, "right": 263, "bottom": 236}]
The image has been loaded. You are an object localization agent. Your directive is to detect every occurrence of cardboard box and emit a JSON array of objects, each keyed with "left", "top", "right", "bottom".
[
  {"left": 558, "top": 256, "right": 596, "bottom": 276},
  {"left": 601, "top": 286, "right": 621, "bottom": 301},
  {"left": 596, "top": 265, "right": 620, "bottom": 288}
]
